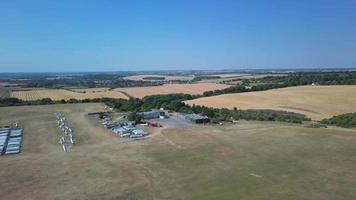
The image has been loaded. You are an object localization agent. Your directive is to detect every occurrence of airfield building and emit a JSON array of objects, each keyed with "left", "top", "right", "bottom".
[
  {"left": 180, "top": 113, "right": 210, "bottom": 124},
  {"left": 140, "top": 110, "right": 167, "bottom": 120}
]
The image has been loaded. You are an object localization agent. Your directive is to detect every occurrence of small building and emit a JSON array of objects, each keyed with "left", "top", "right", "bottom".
[
  {"left": 140, "top": 110, "right": 167, "bottom": 120},
  {"left": 181, "top": 113, "right": 210, "bottom": 124}
]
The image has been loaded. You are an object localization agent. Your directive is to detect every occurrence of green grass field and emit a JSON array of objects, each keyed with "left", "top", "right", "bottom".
[{"left": 0, "top": 104, "right": 356, "bottom": 200}]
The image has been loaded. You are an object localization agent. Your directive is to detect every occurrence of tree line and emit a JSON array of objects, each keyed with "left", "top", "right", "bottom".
[
  {"left": 201, "top": 84, "right": 287, "bottom": 97},
  {"left": 192, "top": 76, "right": 220, "bottom": 82},
  {"left": 246, "top": 72, "right": 356, "bottom": 86},
  {"left": 201, "top": 72, "right": 356, "bottom": 98},
  {"left": 321, "top": 113, "right": 356, "bottom": 128},
  {"left": 0, "top": 94, "right": 310, "bottom": 124}
]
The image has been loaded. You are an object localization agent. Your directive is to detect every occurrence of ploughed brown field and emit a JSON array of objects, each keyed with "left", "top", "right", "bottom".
[
  {"left": 115, "top": 83, "right": 230, "bottom": 98},
  {"left": 185, "top": 85, "right": 356, "bottom": 120},
  {"left": 11, "top": 89, "right": 128, "bottom": 101}
]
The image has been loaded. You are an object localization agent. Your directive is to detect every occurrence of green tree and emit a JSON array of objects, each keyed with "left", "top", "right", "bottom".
[
  {"left": 127, "top": 112, "right": 142, "bottom": 124},
  {"left": 40, "top": 98, "right": 53, "bottom": 104}
]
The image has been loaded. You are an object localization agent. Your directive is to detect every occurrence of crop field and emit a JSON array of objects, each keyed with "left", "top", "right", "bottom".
[
  {"left": 241, "top": 73, "right": 287, "bottom": 79},
  {"left": 115, "top": 83, "right": 230, "bottom": 98},
  {"left": 208, "top": 73, "right": 251, "bottom": 78},
  {"left": 208, "top": 73, "right": 287, "bottom": 78},
  {"left": 11, "top": 89, "right": 128, "bottom": 101},
  {"left": 197, "top": 73, "right": 287, "bottom": 83},
  {"left": 123, "top": 74, "right": 195, "bottom": 81},
  {"left": 185, "top": 85, "right": 356, "bottom": 120},
  {"left": 0, "top": 103, "right": 356, "bottom": 200}
]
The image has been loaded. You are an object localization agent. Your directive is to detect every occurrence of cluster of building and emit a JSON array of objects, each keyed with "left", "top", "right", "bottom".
[
  {"left": 90, "top": 108, "right": 209, "bottom": 140},
  {"left": 0, "top": 124, "right": 23, "bottom": 155},
  {"left": 140, "top": 109, "right": 209, "bottom": 124},
  {"left": 56, "top": 113, "right": 75, "bottom": 152},
  {"left": 100, "top": 114, "right": 147, "bottom": 139},
  {"left": 140, "top": 109, "right": 168, "bottom": 120}
]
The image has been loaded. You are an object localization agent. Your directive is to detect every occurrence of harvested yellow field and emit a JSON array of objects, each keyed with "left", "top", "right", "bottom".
[
  {"left": 115, "top": 83, "right": 229, "bottom": 98},
  {"left": 185, "top": 85, "right": 356, "bottom": 120},
  {"left": 11, "top": 89, "right": 128, "bottom": 101},
  {"left": 123, "top": 74, "right": 194, "bottom": 81}
]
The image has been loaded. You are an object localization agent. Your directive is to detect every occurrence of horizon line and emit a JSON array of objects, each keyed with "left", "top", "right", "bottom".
[{"left": 1, "top": 67, "right": 356, "bottom": 74}]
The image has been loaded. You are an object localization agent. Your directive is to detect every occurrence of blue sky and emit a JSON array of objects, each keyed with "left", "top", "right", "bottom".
[{"left": 0, "top": 0, "right": 355, "bottom": 72}]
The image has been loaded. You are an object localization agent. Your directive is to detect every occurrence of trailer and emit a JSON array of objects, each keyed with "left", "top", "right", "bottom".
[{"left": 119, "top": 133, "right": 131, "bottom": 138}]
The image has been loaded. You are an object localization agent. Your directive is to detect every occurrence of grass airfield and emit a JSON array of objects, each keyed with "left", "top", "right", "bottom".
[{"left": 0, "top": 103, "right": 356, "bottom": 200}]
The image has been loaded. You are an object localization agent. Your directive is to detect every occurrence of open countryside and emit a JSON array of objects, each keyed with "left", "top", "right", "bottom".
[
  {"left": 196, "top": 73, "right": 288, "bottom": 83},
  {"left": 185, "top": 85, "right": 356, "bottom": 120},
  {"left": 9, "top": 83, "right": 229, "bottom": 100},
  {"left": 11, "top": 89, "right": 129, "bottom": 101},
  {"left": 115, "top": 83, "right": 229, "bottom": 98},
  {"left": 1, "top": 103, "right": 356, "bottom": 200},
  {"left": 123, "top": 74, "right": 195, "bottom": 81},
  {"left": 2, "top": 0, "right": 356, "bottom": 199},
  {"left": 207, "top": 73, "right": 286, "bottom": 79}
]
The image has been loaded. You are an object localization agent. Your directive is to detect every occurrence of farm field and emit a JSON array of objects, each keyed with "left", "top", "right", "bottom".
[
  {"left": 115, "top": 83, "right": 229, "bottom": 98},
  {"left": 237, "top": 73, "right": 287, "bottom": 79},
  {"left": 208, "top": 73, "right": 287, "bottom": 78},
  {"left": 11, "top": 89, "right": 128, "bottom": 101},
  {"left": 1, "top": 103, "right": 356, "bottom": 199},
  {"left": 185, "top": 85, "right": 356, "bottom": 120},
  {"left": 198, "top": 73, "right": 287, "bottom": 83},
  {"left": 208, "top": 73, "right": 250, "bottom": 78},
  {"left": 123, "top": 74, "right": 195, "bottom": 81}
]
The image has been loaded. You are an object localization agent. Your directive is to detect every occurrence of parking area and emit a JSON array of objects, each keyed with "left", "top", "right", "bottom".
[{"left": 89, "top": 112, "right": 148, "bottom": 139}]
